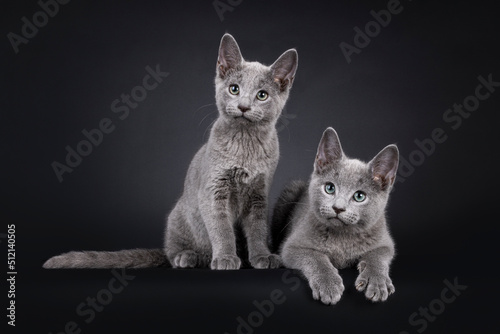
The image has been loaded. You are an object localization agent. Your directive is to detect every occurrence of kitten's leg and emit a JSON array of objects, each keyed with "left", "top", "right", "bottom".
[
  {"left": 202, "top": 177, "right": 241, "bottom": 270},
  {"left": 165, "top": 204, "right": 210, "bottom": 268},
  {"left": 355, "top": 246, "right": 395, "bottom": 302},
  {"left": 282, "top": 246, "right": 344, "bottom": 305},
  {"left": 242, "top": 185, "right": 281, "bottom": 269}
]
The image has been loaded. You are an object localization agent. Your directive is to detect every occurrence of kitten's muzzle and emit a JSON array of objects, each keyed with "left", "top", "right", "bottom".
[
  {"left": 238, "top": 105, "right": 250, "bottom": 113},
  {"left": 332, "top": 206, "right": 345, "bottom": 214}
]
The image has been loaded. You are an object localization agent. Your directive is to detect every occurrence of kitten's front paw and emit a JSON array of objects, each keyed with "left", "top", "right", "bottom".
[
  {"left": 211, "top": 254, "right": 241, "bottom": 270},
  {"left": 309, "top": 274, "right": 344, "bottom": 305},
  {"left": 249, "top": 254, "right": 282, "bottom": 269},
  {"left": 173, "top": 250, "right": 200, "bottom": 269},
  {"left": 355, "top": 262, "right": 395, "bottom": 302}
]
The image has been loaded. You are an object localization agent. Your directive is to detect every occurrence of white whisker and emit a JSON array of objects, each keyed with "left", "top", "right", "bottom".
[
  {"left": 193, "top": 103, "right": 216, "bottom": 115},
  {"left": 198, "top": 109, "right": 217, "bottom": 127},
  {"left": 203, "top": 118, "right": 217, "bottom": 141}
]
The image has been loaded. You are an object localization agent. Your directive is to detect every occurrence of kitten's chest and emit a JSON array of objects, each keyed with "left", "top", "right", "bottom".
[
  {"left": 213, "top": 132, "right": 278, "bottom": 174},
  {"left": 319, "top": 228, "right": 379, "bottom": 268}
]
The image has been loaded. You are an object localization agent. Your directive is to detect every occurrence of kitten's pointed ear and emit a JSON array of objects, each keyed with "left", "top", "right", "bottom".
[
  {"left": 271, "top": 49, "right": 298, "bottom": 92},
  {"left": 370, "top": 145, "right": 399, "bottom": 190},
  {"left": 217, "top": 33, "right": 243, "bottom": 79},
  {"left": 315, "top": 127, "right": 343, "bottom": 174}
]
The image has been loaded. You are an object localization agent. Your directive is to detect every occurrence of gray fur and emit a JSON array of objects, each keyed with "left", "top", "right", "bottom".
[
  {"left": 43, "top": 34, "right": 298, "bottom": 270},
  {"left": 43, "top": 249, "right": 169, "bottom": 269},
  {"left": 272, "top": 127, "right": 399, "bottom": 304}
]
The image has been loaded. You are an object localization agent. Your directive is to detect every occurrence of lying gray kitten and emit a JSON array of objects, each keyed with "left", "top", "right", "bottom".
[
  {"left": 44, "top": 33, "right": 298, "bottom": 270},
  {"left": 272, "top": 127, "right": 399, "bottom": 304}
]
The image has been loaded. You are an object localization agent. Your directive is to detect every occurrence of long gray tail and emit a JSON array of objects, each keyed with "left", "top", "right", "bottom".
[
  {"left": 271, "top": 180, "right": 307, "bottom": 253},
  {"left": 42, "top": 249, "right": 170, "bottom": 269}
]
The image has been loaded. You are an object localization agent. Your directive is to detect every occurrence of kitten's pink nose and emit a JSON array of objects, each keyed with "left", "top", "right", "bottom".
[
  {"left": 238, "top": 105, "right": 250, "bottom": 113},
  {"left": 333, "top": 207, "right": 345, "bottom": 214}
]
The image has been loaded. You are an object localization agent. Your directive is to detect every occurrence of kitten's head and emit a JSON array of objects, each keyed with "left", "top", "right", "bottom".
[
  {"left": 214, "top": 34, "right": 298, "bottom": 126},
  {"left": 309, "top": 127, "right": 399, "bottom": 229}
]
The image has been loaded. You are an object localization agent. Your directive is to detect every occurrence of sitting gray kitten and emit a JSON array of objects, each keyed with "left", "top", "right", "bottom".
[
  {"left": 272, "top": 127, "right": 399, "bottom": 304},
  {"left": 44, "top": 33, "right": 298, "bottom": 270}
]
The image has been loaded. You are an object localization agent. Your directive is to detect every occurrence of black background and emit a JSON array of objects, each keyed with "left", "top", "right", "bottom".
[{"left": 2, "top": 0, "right": 499, "bottom": 333}]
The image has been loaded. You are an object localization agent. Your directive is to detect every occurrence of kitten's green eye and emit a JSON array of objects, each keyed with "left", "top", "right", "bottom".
[
  {"left": 229, "top": 84, "right": 239, "bottom": 95},
  {"left": 256, "top": 90, "right": 268, "bottom": 101},
  {"left": 353, "top": 191, "right": 366, "bottom": 202},
  {"left": 324, "top": 182, "right": 335, "bottom": 195}
]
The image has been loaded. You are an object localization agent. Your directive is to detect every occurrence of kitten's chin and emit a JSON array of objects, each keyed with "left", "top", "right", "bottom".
[
  {"left": 233, "top": 115, "right": 253, "bottom": 122},
  {"left": 326, "top": 217, "right": 344, "bottom": 227},
  {"left": 230, "top": 114, "right": 267, "bottom": 125},
  {"left": 326, "top": 216, "right": 356, "bottom": 227}
]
